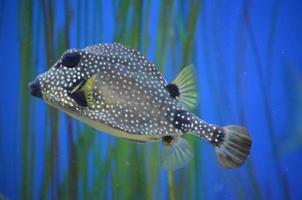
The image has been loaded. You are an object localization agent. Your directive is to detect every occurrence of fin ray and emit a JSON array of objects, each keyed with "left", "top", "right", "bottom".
[
  {"left": 215, "top": 125, "right": 252, "bottom": 168},
  {"left": 172, "top": 64, "right": 198, "bottom": 109},
  {"left": 160, "top": 136, "right": 193, "bottom": 171},
  {"left": 80, "top": 74, "right": 97, "bottom": 108}
]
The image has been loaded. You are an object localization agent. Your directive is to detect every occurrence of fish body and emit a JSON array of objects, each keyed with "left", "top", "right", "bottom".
[{"left": 29, "top": 43, "right": 252, "bottom": 170}]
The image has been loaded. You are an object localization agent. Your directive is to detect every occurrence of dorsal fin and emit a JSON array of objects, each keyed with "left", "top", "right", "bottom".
[{"left": 170, "top": 64, "right": 198, "bottom": 109}]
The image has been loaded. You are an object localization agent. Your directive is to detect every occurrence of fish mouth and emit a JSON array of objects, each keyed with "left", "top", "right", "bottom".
[{"left": 28, "top": 78, "right": 43, "bottom": 99}]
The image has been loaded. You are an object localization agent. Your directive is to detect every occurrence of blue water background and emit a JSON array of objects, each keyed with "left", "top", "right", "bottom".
[{"left": 1, "top": 0, "right": 302, "bottom": 199}]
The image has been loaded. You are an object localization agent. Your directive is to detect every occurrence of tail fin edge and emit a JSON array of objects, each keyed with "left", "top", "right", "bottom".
[{"left": 215, "top": 125, "right": 252, "bottom": 168}]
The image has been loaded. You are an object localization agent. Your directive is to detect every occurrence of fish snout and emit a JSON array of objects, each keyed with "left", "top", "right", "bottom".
[{"left": 28, "top": 78, "right": 42, "bottom": 98}]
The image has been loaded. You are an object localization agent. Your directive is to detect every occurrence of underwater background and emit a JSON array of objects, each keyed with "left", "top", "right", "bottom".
[{"left": 0, "top": 0, "right": 302, "bottom": 199}]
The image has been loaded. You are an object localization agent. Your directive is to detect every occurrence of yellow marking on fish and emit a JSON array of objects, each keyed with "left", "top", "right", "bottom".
[{"left": 80, "top": 74, "right": 97, "bottom": 109}]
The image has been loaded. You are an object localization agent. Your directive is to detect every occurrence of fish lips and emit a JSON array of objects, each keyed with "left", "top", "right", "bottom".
[{"left": 28, "top": 78, "right": 43, "bottom": 99}]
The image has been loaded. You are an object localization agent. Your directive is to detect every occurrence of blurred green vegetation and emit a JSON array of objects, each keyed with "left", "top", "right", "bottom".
[{"left": 17, "top": 0, "right": 296, "bottom": 199}]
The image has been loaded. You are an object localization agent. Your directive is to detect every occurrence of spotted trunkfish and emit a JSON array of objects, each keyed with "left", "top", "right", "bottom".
[{"left": 29, "top": 43, "right": 252, "bottom": 170}]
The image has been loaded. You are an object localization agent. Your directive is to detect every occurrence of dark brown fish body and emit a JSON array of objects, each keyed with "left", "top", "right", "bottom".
[{"left": 29, "top": 43, "right": 252, "bottom": 170}]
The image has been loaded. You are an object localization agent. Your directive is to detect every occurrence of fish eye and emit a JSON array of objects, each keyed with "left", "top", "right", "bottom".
[{"left": 61, "top": 51, "right": 81, "bottom": 68}]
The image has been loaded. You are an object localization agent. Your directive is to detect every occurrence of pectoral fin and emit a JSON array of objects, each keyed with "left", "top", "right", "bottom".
[{"left": 68, "top": 74, "right": 97, "bottom": 108}]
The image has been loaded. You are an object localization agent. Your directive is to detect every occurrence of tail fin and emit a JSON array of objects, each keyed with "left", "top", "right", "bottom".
[{"left": 215, "top": 125, "right": 252, "bottom": 168}]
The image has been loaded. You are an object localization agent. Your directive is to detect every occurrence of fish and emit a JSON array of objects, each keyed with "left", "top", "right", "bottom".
[{"left": 28, "top": 43, "right": 252, "bottom": 170}]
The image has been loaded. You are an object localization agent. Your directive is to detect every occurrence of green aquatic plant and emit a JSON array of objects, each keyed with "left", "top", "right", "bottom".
[
  {"left": 280, "top": 64, "right": 302, "bottom": 156},
  {"left": 18, "top": 0, "right": 34, "bottom": 199},
  {"left": 234, "top": 3, "right": 263, "bottom": 199},
  {"left": 243, "top": 2, "right": 291, "bottom": 199},
  {"left": 15, "top": 0, "right": 302, "bottom": 200},
  {"left": 19, "top": 1, "right": 208, "bottom": 199}
]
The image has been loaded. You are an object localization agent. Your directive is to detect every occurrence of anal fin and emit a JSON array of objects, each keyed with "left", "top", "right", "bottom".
[{"left": 160, "top": 135, "right": 193, "bottom": 171}]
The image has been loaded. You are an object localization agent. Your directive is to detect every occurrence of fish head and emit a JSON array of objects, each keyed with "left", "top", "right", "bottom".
[{"left": 28, "top": 48, "right": 97, "bottom": 111}]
